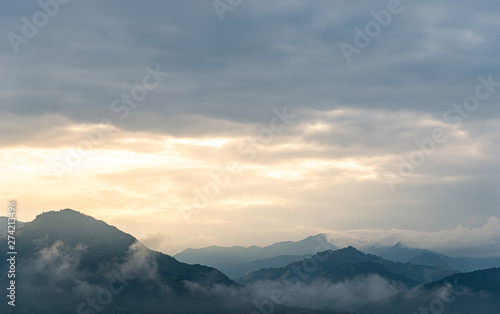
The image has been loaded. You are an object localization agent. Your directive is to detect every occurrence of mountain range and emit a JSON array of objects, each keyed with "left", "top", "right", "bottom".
[
  {"left": 174, "top": 233, "right": 336, "bottom": 278},
  {"left": 236, "top": 247, "right": 500, "bottom": 313},
  {"left": 365, "top": 243, "right": 500, "bottom": 272},
  {"left": 1, "top": 209, "right": 499, "bottom": 313},
  {"left": 0, "top": 209, "right": 348, "bottom": 314},
  {"left": 177, "top": 234, "right": 500, "bottom": 276},
  {"left": 237, "top": 246, "right": 456, "bottom": 286}
]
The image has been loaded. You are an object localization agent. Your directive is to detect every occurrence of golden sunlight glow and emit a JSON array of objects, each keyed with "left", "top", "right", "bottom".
[
  {"left": 2, "top": 109, "right": 492, "bottom": 254},
  {"left": 305, "top": 122, "right": 331, "bottom": 133},
  {"left": 166, "top": 138, "right": 232, "bottom": 147}
]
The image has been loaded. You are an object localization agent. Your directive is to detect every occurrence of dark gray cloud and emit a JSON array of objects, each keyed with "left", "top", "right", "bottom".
[{"left": 2, "top": 0, "right": 499, "bottom": 132}]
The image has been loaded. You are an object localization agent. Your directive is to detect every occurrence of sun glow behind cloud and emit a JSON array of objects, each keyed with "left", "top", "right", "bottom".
[
  {"left": 2, "top": 104, "right": 499, "bottom": 253},
  {"left": 166, "top": 138, "right": 232, "bottom": 148},
  {"left": 2, "top": 0, "right": 500, "bottom": 256}
]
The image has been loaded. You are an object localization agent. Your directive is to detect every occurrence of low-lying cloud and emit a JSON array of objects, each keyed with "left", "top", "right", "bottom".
[
  {"left": 249, "top": 275, "right": 404, "bottom": 312},
  {"left": 325, "top": 217, "right": 500, "bottom": 257}
]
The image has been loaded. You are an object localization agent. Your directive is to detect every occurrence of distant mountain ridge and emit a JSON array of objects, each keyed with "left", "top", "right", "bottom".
[
  {"left": 408, "top": 251, "right": 453, "bottom": 269},
  {"left": 175, "top": 234, "right": 336, "bottom": 278},
  {"left": 222, "top": 254, "right": 313, "bottom": 279},
  {"left": 176, "top": 233, "right": 336, "bottom": 263},
  {"left": 238, "top": 246, "right": 455, "bottom": 286},
  {"left": 366, "top": 243, "right": 500, "bottom": 271},
  {"left": 176, "top": 234, "right": 484, "bottom": 279}
]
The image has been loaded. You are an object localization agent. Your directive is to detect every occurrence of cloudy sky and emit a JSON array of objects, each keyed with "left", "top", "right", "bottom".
[{"left": 2, "top": 0, "right": 499, "bottom": 255}]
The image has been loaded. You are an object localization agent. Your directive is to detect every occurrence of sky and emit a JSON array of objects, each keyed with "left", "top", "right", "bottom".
[{"left": 1, "top": 0, "right": 499, "bottom": 255}]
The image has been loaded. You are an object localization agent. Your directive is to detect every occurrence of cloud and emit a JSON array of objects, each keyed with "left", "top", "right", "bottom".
[
  {"left": 2, "top": 0, "right": 500, "bottom": 129},
  {"left": 249, "top": 275, "right": 405, "bottom": 312},
  {"left": 140, "top": 233, "right": 174, "bottom": 253},
  {"left": 2, "top": 0, "right": 499, "bottom": 255},
  {"left": 325, "top": 217, "right": 500, "bottom": 257},
  {"left": 119, "top": 241, "right": 159, "bottom": 282},
  {"left": 140, "top": 233, "right": 220, "bottom": 254},
  {"left": 27, "top": 241, "right": 86, "bottom": 286},
  {"left": 245, "top": 274, "right": 492, "bottom": 313}
]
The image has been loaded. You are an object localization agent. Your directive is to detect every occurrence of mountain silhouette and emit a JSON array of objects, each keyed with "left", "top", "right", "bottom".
[
  {"left": 355, "top": 267, "right": 500, "bottom": 314},
  {"left": 222, "top": 254, "right": 313, "bottom": 278},
  {"left": 366, "top": 243, "right": 500, "bottom": 271},
  {"left": 408, "top": 251, "right": 453, "bottom": 269},
  {"left": 0, "top": 209, "right": 348, "bottom": 314},
  {"left": 175, "top": 234, "right": 336, "bottom": 278},
  {"left": 238, "top": 246, "right": 455, "bottom": 286}
]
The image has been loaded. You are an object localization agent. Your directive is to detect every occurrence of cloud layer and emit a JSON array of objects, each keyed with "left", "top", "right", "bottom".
[
  {"left": 325, "top": 217, "right": 500, "bottom": 257},
  {"left": 1, "top": 0, "right": 499, "bottom": 253}
]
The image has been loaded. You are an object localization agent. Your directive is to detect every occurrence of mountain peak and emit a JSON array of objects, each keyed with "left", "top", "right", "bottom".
[
  {"left": 35, "top": 207, "right": 90, "bottom": 219},
  {"left": 344, "top": 245, "right": 359, "bottom": 250},
  {"left": 409, "top": 252, "right": 453, "bottom": 269},
  {"left": 335, "top": 245, "right": 366, "bottom": 255},
  {"left": 304, "top": 246, "right": 375, "bottom": 267},
  {"left": 20, "top": 208, "right": 137, "bottom": 260}
]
